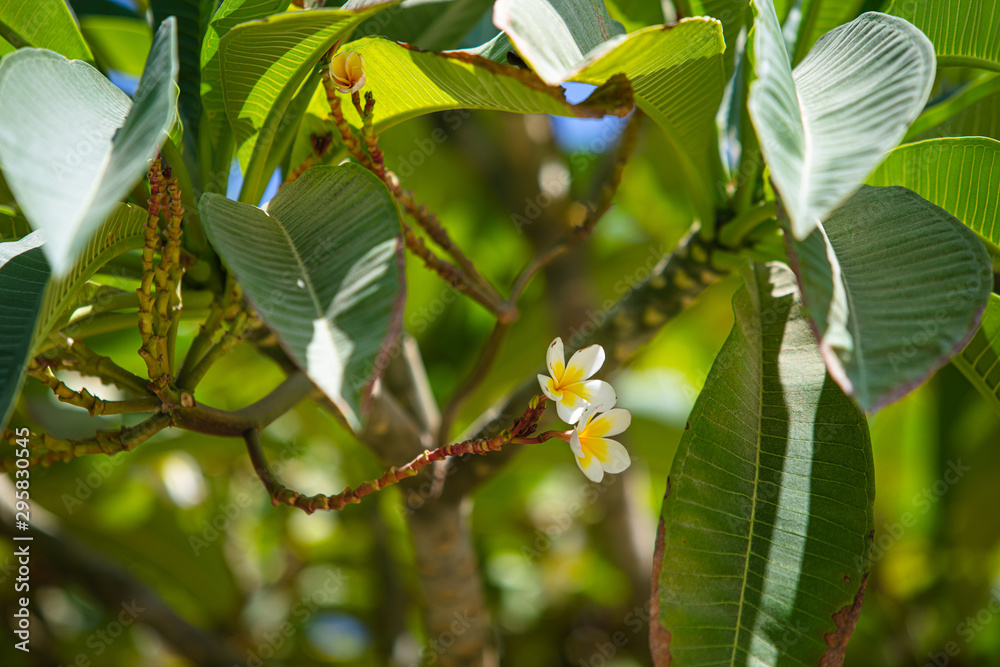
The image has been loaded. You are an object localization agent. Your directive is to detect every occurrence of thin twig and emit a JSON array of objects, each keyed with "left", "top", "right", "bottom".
[
  {"left": 247, "top": 396, "right": 549, "bottom": 513},
  {"left": 26, "top": 363, "right": 161, "bottom": 416}
]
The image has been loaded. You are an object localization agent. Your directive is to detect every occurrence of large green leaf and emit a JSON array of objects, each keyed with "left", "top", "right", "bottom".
[
  {"left": 748, "top": 2, "right": 935, "bottom": 240},
  {"left": 492, "top": 0, "right": 626, "bottom": 85},
  {"left": 0, "top": 18, "right": 178, "bottom": 277},
  {"left": 652, "top": 262, "right": 874, "bottom": 666},
  {"left": 34, "top": 203, "right": 150, "bottom": 347},
  {"left": 0, "top": 0, "right": 94, "bottom": 61},
  {"left": 80, "top": 15, "right": 153, "bottom": 76},
  {"left": 786, "top": 185, "right": 992, "bottom": 412},
  {"left": 912, "top": 75, "right": 1000, "bottom": 143},
  {"left": 200, "top": 0, "right": 288, "bottom": 152},
  {"left": 152, "top": 0, "right": 213, "bottom": 145},
  {"left": 0, "top": 231, "right": 49, "bottom": 432},
  {"left": 889, "top": 0, "right": 1000, "bottom": 72},
  {"left": 493, "top": 0, "right": 726, "bottom": 223},
  {"left": 219, "top": 2, "right": 399, "bottom": 202},
  {"left": 867, "top": 137, "right": 1000, "bottom": 253},
  {"left": 604, "top": 0, "right": 663, "bottom": 32},
  {"left": 327, "top": 35, "right": 634, "bottom": 134},
  {"left": 353, "top": 0, "right": 494, "bottom": 50},
  {"left": 199, "top": 165, "right": 404, "bottom": 430},
  {"left": 954, "top": 294, "right": 1000, "bottom": 416}
]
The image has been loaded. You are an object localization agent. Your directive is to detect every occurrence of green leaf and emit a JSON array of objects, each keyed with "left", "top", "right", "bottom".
[
  {"left": 353, "top": 0, "right": 494, "bottom": 50},
  {"left": 652, "top": 261, "right": 874, "bottom": 666},
  {"left": 34, "top": 203, "right": 150, "bottom": 347},
  {"left": 748, "top": 2, "right": 935, "bottom": 240},
  {"left": 912, "top": 74, "right": 1000, "bottom": 143},
  {"left": 888, "top": 0, "right": 1000, "bottom": 72},
  {"left": 0, "top": 18, "right": 178, "bottom": 277},
  {"left": 0, "top": 231, "right": 49, "bottom": 432},
  {"left": 603, "top": 0, "right": 663, "bottom": 32},
  {"left": 792, "top": 0, "right": 865, "bottom": 63},
  {"left": 954, "top": 294, "right": 1000, "bottom": 417},
  {"left": 492, "top": 0, "right": 626, "bottom": 85},
  {"left": 80, "top": 15, "right": 152, "bottom": 76},
  {"left": 867, "top": 137, "right": 1000, "bottom": 254},
  {"left": 0, "top": 0, "right": 94, "bottom": 61},
  {"left": 199, "top": 165, "right": 404, "bottom": 430},
  {"left": 493, "top": 0, "right": 726, "bottom": 223},
  {"left": 220, "top": 2, "right": 399, "bottom": 202},
  {"left": 786, "top": 185, "right": 992, "bottom": 412},
  {"left": 152, "top": 0, "right": 213, "bottom": 145},
  {"left": 200, "top": 0, "right": 288, "bottom": 152},
  {"left": 327, "top": 35, "right": 634, "bottom": 135}
]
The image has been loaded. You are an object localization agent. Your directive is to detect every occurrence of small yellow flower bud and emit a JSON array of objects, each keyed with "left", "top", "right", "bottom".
[{"left": 329, "top": 50, "right": 366, "bottom": 94}]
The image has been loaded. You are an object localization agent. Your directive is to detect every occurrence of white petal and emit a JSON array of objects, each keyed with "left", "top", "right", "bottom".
[
  {"left": 577, "top": 379, "right": 616, "bottom": 411},
  {"left": 575, "top": 449, "right": 605, "bottom": 483},
  {"left": 566, "top": 344, "right": 605, "bottom": 380},
  {"left": 557, "top": 397, "right": 587, "bottom": 424},
  {"left": 546, "top": 337, "right": 565, "bottom": 378},
  {"left": 590, "top": 408, "right": 631, "bottom": 438},
  {"left": 597, "top": 438, "right": 631, "bottom": 474},
  {"left": 570, "top": 429, "right": 584, "bottom": 457},
  {"left": 538, "top": 374, "right": 560, "bottom": 401}
]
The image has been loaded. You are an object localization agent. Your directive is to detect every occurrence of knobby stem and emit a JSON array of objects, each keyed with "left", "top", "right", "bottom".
[
  {"left": 246, "top": 396, "right": 551, "bottom": 513},
  {"left": 322, "top": 80, "right": 515, "bottom": 322},
  {"left": 0, "top": 414, "right": 170, "bottom": 472}
]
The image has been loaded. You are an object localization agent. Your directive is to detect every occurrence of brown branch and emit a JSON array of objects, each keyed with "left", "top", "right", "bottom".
[{"left": 246, "top": 397, "right": 548, "bottom": 513}]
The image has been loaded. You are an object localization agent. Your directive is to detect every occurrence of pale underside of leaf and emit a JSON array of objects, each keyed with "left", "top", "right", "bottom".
[
  {"left": 0, "top": 19, "right": 177, "bottom": 277},
  {"left": 749, "top": 1, "right": 936, "bottom": 240},
  {"left": 653, "top": 261, "right": 874, "bottom": 666}
]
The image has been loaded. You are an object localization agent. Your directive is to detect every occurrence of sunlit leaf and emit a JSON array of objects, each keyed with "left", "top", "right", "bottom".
[
  {"left": 867, "top": 137, "right": 1000, "bottom": 254},
  {"left": 80, "top": 15, "right": 152, "bottom": 76},
  {"left": 748, "top": 1, "right": 935, "bottom": 240},
  {"left": 493, "top": 0, "right": 726, "bottom": 222},
  {"left": 0, "top": 0, "right": 94, "bottom": 61},
  {"left": 0, "top": 231, "right": 48, "bottom": 431},
  {"left": 199, "top": 165, "right": 404, "bottom": 430},
  {"left": 219, "top": 1, "right": 399, "bottom": 202},
  {"left": 888, "top": 0, "right": 1000, "bottom": 72},
  {"left": 0, "top": 19, "right": 178, "bottom": 277},
  {"left": 492, "top": 0, "right": 626, "bottom": 85},
  {"left": 200, "top": 0, "right": 288, "bottom": 152},
  {"left": 652, "top": 261, "right": 874, "bottom": 666},
  {"left": 786, "top": 186, "right": 992, "bottom": 411},
  {"left": 954, "top": 294, "right": 1000, "bottom": 417}
]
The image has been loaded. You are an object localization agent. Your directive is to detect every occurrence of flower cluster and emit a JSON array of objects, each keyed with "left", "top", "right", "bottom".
[{"left": 538, "top": 338, "right": 631, "bottom": 482}]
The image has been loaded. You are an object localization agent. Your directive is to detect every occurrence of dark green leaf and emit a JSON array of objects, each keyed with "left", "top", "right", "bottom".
[
  {"left": 652, "top": 261, "right": 874, "bottom": 665},
  {"left": 353, "top": 0, "right": 493, "bottom": 50},
  {"left": 0, "top": 231, "right": 49, "bottom": 431},
  {"left": 199, "top": 165, "right": 404, "bottom": 429},
  {"left": 152, "top": 0, "right": 214, "bottom": 144},
  {"left": 786, "top": 185, "right": 992, "bottom": 411}
]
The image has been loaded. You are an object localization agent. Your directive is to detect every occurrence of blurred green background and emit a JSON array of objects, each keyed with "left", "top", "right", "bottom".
[{"left": 3, "top": 104, "right": 999, "bottom": 666}]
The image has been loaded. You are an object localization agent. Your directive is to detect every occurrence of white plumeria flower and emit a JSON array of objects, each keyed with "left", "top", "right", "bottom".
[
  {"left": 537, "top": 337, "right": 616, "bottom": 424},
  {"left": 570, "top": 404, "right": 632, "bottom": 483}
]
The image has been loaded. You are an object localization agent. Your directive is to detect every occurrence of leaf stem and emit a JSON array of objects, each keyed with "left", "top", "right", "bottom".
[{"left": 718, "top": 201, "right": 777, "bottom": 248}]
